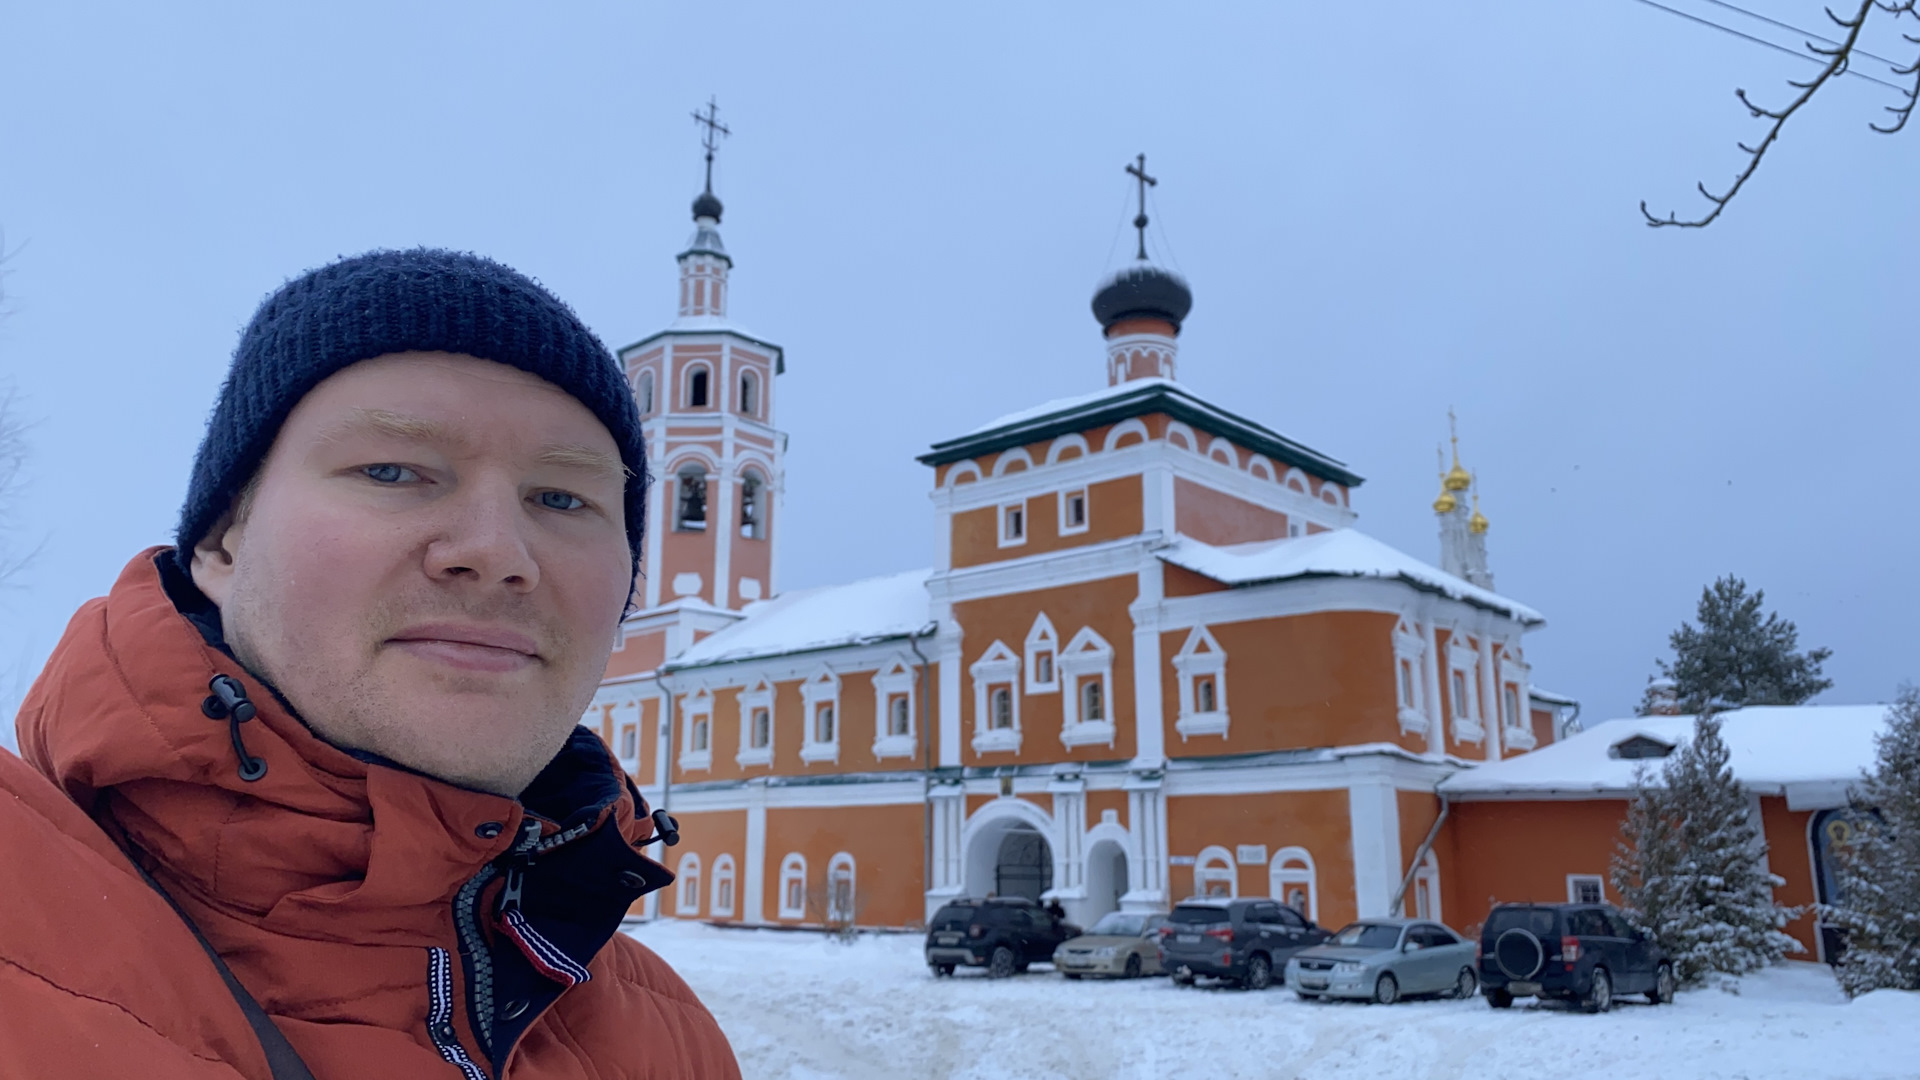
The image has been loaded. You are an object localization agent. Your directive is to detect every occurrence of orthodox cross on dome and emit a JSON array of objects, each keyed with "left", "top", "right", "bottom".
[
  {"left": 1125, "top": 153, "right": 1157, "bottom": 261},
  {"left": 692, "top": 96, "right": 730, "bottom": 194}
]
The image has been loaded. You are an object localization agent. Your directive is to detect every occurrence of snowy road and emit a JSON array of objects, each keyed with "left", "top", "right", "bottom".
[{"left": 626, "top": 921, "right": 1920, "bottom": 1080}]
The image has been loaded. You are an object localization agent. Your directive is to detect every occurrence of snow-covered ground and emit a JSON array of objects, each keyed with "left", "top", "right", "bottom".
[{"left": 626, "top": 920, "right": 1920, "bottom": 1080}]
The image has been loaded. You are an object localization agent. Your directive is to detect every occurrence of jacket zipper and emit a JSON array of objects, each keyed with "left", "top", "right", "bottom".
[
  {"left": 450, "top": 819, "right": 543, "bottom": 1070},
  {"left": 427, "top": 946, "right": 489, "bottom": 1080}
]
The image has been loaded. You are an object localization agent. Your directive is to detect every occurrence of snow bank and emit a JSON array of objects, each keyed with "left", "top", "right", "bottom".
[{"left": 626, "top": 921, "right": 1914, "bottom": 1080}]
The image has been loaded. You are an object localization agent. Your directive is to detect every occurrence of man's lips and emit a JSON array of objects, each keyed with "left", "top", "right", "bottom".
[{"left": 387, "top": 623, "right": 540, "bottom": 673}]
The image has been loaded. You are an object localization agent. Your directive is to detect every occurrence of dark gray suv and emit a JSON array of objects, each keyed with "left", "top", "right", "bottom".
[{"left": 1159, "top": 898, "right": 1328, "bottom": 989}]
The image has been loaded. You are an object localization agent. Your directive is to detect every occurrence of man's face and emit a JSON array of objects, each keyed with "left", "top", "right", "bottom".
[{"left": 191, "top": 352, "right": 632, "bottom": 796}]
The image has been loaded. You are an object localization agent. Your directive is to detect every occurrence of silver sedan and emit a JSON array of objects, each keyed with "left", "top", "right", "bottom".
[
  {"left": 1283, "top": 918, "right": 1478, "bottom": 1004},
  {"left": 1052, "top": 912, "right": 1168, "bottom": 979}
]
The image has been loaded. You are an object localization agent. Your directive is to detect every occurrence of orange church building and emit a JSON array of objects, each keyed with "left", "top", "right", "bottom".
[{"left": 587, "top": 167, "right": 1598, "bottom": 936}]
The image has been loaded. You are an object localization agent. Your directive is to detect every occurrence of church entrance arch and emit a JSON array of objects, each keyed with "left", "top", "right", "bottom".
[
  {"left": 962, "top": 800, "right": 1056, "bottom": 902},
  {"left": 1083, "top": 839, "right": 1129, "bottom": 922}
]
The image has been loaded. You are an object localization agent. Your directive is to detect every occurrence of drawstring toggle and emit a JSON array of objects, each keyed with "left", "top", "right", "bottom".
[{"left": 201, "top": 674, "right": 267, "bottom": 782}]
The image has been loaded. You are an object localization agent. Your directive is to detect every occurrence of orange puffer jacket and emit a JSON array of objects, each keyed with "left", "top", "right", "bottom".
[{"left": 1, "top": 550, "right": 739, "bottom": 1079}]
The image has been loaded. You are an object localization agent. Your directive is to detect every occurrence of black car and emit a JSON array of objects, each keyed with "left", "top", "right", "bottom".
[
  {"left": 1159, "top": 898, "right": 1329, "bottom": 990},
  {"left": 1477, "top": 902, "right": 1676, "bottom": 1013},
  {"left": 925, "top": 898, "right": 1081, "bottom": 978}
]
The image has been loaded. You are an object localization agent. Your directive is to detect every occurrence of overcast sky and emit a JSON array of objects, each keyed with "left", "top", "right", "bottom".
[{"left": 2, "top": 1, "right": 1913, "bottom": 746}]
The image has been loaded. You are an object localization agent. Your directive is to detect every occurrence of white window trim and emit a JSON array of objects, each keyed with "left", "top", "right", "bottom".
[
  {"left": 1058, "top": 487, "right": 1090, "bottom": 536},
  {"left": 1269, "top": 846, "right": 1318, "bottom": 923},
  {"left": 826, "top": 851, "right": 856, "bottom": 923},
  {"left": 1498, "top": 648, "right": 1537, "bottom": 750},
  {"left": 1059, "top": 627, "right": 1117, "bottom": 748},
  {"left": 778, "top": 853, "right": 808, "bottom": 920},
  {"left": 872, "top": 658, "right": 918, "bottom": 760},
  {"left": 1024, "top": 614, "right": 1060, "bottom": 694},
  {"left": 799, "top": 669, "right": 841, "bottom": 764},
  {"left": 677, "top": 689, "right": 713, "bottom": 772},
  {"left": 970, "top": 641, "right": 1023, "bottom": 754},
  {"left": 1392, "top": 619, "right": 1431, "bottom": 736},
  {"left": 1446, "top": 634, "right": 1485, "bottom": 745},
  {"left": 710, "top": 854, "right": 737, "bottom": 917},
  {"left": 1173, "top": 625, "right": 1230, "bottom": 741},
  {"left": 675, "top": 852, "right": 702, "bottom": 916},
  {"left": 997, "top": 500, "right": 1028, "bottom": 548},
  {"left": 1567, "top": 873, "right": 1605, "bottom": 905},
  {"left": 735, "top": 681, "right": 774, "bottom": 767},
  {"left": 1194, "top": 844, "right": 1238, "bottom": 898}
]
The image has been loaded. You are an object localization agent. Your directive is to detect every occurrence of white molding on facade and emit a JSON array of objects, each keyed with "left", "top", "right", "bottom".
[
  {"left": 735, "top": 679, "right": 774, "bottom": 768},
  {"left": 799, "top": 668, "right": 841, "bottom": 764},
  {"left": 1346, "top": 758, "right": 1403, "bottom": 918},
  {"left": 871, "top": 656, "right": 918, "bottom": 760},
  {"left": 929, "top": 536, "right": 1151, "bottom": 605},
  {"left": 777, "top": 852, "right": 807, "bottom": 919},
  {"left": 937, "top": 636, "right": 962, "bottom": 768},
  {"left": 1446, "top": 629, "right": 1486, "bottom": 746},
  {"left": 1024, "top": 613, "right": 1060, "bottom": 694},
  {"left": 1045, "top": 432, "right": 1091, "bottom": 465},
  {"left": 710, "top": 853, "right": 737, "bottom": 917},
  {"left": 1059, "top": 627, "right": 1117, "bottom": 749},
  {"left": 1193, "top": 844, "right": 1238, "bottom": 898},
  {"left": 1392, "top": 617, "right": 1432, "bottom": 738},
  {"left": 743, "top": 780, "right": 767, "bottom": 922},
  {"left": 1171, "top": 625, "right": 1230, "bottom": 741},
  {"left": 996, "top": 499, "right": 1029, "bottom": 549},
  {"left": 969, "top": 640, "right": 1023, "bottom": 754},
  {"left": 1269, "top": 846, "right": 1319, "bottom": 922},
  {"left": 677, "top": 688, "right": 714, "bottom": 772}
]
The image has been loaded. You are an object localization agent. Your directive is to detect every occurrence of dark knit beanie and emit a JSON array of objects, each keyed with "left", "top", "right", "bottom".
[{"left": 176, "top": 248, "right": 648, "bottom": 585}]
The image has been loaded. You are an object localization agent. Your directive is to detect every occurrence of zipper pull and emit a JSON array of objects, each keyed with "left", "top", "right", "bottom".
[{"left": 500, "top": 862, "right": 525, "bottom": 915}]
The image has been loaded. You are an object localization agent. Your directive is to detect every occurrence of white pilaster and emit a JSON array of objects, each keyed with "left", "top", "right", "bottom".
[
  {"left": 937, "top": 634, "right": 962, "bottom": 769},
  {"left": 744, "top": 778, "right": 767, "bottom": 923},
  {"left": 1346, "top": 759, "right": 1402, "bottom": 918},
  {"left": 1130, "top": 558, "right": 1167, "bottom": 767}
]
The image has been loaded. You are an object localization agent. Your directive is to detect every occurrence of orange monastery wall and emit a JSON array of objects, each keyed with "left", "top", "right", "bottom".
[
  {"left": 1166, "top": 790, "right": 1357, "bottom": 929},
  {"left": 1443, "top": 799, "right": 1626, "bottom": 933},
  {"left": 1162, "top": 612, "right": 1408, "bottom": 757},
  {"left": 1086, "top": 788, "right": 1128, "bottom": 830},
  {"left": 949, "top": 475, "right": 1144, "bottom": 569},
  {"left": 1172, "top": 477, "right": 1290, "bottom": 547},
  {"left": 656, "top": 809, "right": 747, "bottom": 919},
  {"left": 604, "top": 628, "right": 667, "bottom": 680},
  {"left": 1397, "top": 788, "right": 1444, "bottom": 914},
  {"left": 1760, "top": 799, "right": 1820, "bottom": 956},
  {"left": 954, "top": 576, "right": 1142, "bottom": 768},
  {"left": 762, "top": 804, "right": 926, "bottom": 928}
]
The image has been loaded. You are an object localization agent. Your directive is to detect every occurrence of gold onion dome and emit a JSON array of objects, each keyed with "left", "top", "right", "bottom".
[
  {"left": 1443, "top": 458, "right": 1473, "bottom": 492},
  {"left": 1433, "top": 490, "right": 1458, "bottom": 514},
  {"left": 1469, "top": 495, "right": 1489, "bottom": 534}
]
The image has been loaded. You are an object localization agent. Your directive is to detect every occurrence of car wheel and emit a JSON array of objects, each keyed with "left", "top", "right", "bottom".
[
  {"left": 1648, "top": 963, "right": 1676, "bottom": 1005},
  {"left": 1452, "top": 967, "right": 1478, "bottom": 1000},
  {"left": 1246, "top": 954, "right": 1273, "bottom": 991},
  {"left": 930, "top": 963, "right": 955, "bottom": 978},
  {"left": 1124, "top": 954, "right": 1143, "bottom": 979},
  {"left": 1486, "top": 987, "right": 1513, "bottom": 1009},
  {"left": 1373, "top": 972, "right": 1400, "bottom": 1006},
  {"left": 1583, "top": 968, "right": 1613, "bottom": 1014},
  {"left": 1014, "top": 962, "right": 1030, "bottom": 974},
  {"left": 987, "top": 946, "right": 1016, "bottom": 979},
  {"left": 1064, "top": 972, "right": 1082, "bottom": 980}
]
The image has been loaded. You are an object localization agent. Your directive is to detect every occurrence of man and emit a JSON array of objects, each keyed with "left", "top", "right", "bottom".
[{"left": 0, "top": 250, "right": 739, "bottom": 1078}]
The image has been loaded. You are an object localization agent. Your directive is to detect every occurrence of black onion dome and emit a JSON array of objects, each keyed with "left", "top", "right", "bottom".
[
  {"left": 692, "top": 190, "right": 724, "bottom": 222},
  {"left": 1091, "top": 263, "right": 1193, "bottom": 332}
]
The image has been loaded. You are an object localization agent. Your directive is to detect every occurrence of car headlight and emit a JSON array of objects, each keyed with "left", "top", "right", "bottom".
[
  {"left": 1094, "top": 946, "right": 1118, "bottom": 959},
  {"left": 1333, "top": 961, "right": 1366, "bottom": 975}
]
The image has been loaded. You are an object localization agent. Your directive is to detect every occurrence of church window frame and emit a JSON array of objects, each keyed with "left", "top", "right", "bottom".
[
  {"left": 1194, "top": 845, "right": 1238, "bottom": 898},
  {"left": 998, "top": 500, "right": 1027, "bottom": 548},
  {"left": 675, "top": 852, "right": 702, "bottom": 916},
  {"left": 677, "top": 688, "right": 713, "bottom": 772},
  {"left": 1173, "top": 625, "right": 1230, "bottom": 740},
  {"left": 710, "top": 854, "right": 737, "bottom": 918},
  {"left": 686, "top": 364, "right": 711, "bottom": 409},
  {"left": 1269, "top": 847, "right": 1318, "bottom": 921},
  {"left": 969, "top": 640, "right": 1022, "bottom": 754},
  {"left": 872, "top": 657, "right": 917, "bottom": 760},
  {"left": 1059, "top": 487, "right": 1089, "bottom": 536},
  {"left": 1392, "top": 618, "right": 1431, "bottom": 736},
  {"left": 1024, "top": 614, "right": 1059, "bottom": 694},
  {"left": 618, "top": 722, "right": 638, "bottom": 764},
  {"left": 736, "top": 679, "right": 774, "bottom": 767},
  {"left": 826, "top": 852, "right": 856, "bottom": 924},
  {"left": 799, "top": 669, "right": 841, "bottom": 764},
  {"left": 1059, "top": 627, "right": 1117, "bottom": 748},
  {"left": 1446, "top": 633, "right": 1485, "bottom": 745},
  {"left": 778, "top": 853, "right": 808, "bottom": 920},
  {"left": 738, "top": 369, "right": 759, "bottom": 419},
  {"left": 1497, "top": 646, "right": 1536, "bottom": 750},
  {"left": 673, "top": 465, "right": 709, "bottom": 532}
]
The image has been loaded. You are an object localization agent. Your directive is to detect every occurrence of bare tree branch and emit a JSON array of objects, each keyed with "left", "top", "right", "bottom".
[{"left": 1643, "top": 0, "right": 1900, "bottom": 228}]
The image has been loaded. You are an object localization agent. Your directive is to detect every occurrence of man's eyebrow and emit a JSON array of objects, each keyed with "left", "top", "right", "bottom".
[
  {"left": 536, "top": 444, "right": 631, "bottom": 482},
  {"left": 321, "top": 408, "right": 457, "bottom": 446}
]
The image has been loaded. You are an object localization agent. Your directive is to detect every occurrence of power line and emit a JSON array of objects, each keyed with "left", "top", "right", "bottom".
[
  {"left": 1628, "top": 0, "right": 1909, "bottom": 91},
  {"left": 1696, "top": 0, "right": 1907, "bottom": 70}
]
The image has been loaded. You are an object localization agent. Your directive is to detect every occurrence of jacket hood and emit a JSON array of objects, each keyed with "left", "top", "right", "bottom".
[{"left": 15, "top": 548, "right": 660, "bottom": 935}]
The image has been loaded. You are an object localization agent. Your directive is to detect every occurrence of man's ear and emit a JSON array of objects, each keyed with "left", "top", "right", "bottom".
[{"left": 189, "top": 512, "right": 244, "bottom": 607}]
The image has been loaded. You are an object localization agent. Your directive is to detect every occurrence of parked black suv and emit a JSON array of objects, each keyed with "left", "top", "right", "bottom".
[
  {"left": 1159, "top": 898, "right": 1329, "bottom": 989},
  {"left": 1478, "top": 902, "right": 1676, "bottom": 1012},
  {"left": 925, "top": 898, "right": 1081, "bottom": 978}
]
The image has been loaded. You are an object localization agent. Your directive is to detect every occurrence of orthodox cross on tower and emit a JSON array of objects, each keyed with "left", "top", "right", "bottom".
[
  {"left": 1126, "top": 153, "right": 1157, "bottom": 261},
  {"left": 692, "top": 96, "right": 730, "bottom": 193}
]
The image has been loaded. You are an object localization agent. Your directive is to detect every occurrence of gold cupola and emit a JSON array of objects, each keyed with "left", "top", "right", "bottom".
[
  {"left": 1443, "top": 408, "right": 1472, "bottom": 492},
  {"left": 1469, "top": 492, "right": 1489, "bottom": 534},
  {"left": 1433, "top": 489, "right": 1458, "bottom": 514}
]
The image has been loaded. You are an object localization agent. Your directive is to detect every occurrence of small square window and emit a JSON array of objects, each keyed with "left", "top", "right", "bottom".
[
  {"left": 1567, "top": 874, "right": 1604, "bottom": 905},
  {"left": 1001, "top": 503, "right": 1026, "bottom": 545},
  {"left": 1060, "top": 489, "right": 1089, "bottom": 535},
  {"left": 1033, "top": 651, "right": 1054, "bottom": 686}
]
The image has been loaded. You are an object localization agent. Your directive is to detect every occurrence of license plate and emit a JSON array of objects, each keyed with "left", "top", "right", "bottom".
[
  {"left": 1177, "top": 934, "right": 1200, "bottom": 944},
  {"left": 937, "top": 933, "right": 960, "bottom": 945},
  {"left": 1299, "top": 977, "right": 1328, "bottom": 989},
  {"left": 1508, "top": 980, "right": 1541, "bottom": 995}
]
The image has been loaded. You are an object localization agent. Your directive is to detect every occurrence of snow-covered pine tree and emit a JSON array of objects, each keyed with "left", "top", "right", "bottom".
[
  {"left": 1639, "top": 576, "right": 1833, "bottom": 716},
  {"left": 1611, "top": 711, "right": 1801, "bottom": 984},
  {"left": 1821, "top": 688, "right": 1920, "bottom": 996}
]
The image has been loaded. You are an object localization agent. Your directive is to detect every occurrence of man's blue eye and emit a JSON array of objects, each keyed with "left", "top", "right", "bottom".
[
  {"left": 539, "top": 491, "right": 585, "bottom": 511},
  {"left": 364, "top": 464, "right": 417, "bottom": 483}
]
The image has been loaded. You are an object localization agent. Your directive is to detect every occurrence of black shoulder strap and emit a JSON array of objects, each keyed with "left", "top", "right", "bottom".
[{"left": 131, "top": 861, "right": 320, "bottom": 1080}]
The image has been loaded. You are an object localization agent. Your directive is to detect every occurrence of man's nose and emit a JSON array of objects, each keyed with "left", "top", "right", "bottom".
[{"left": 423, "top": 479, "right": 540, "bottom": 591}]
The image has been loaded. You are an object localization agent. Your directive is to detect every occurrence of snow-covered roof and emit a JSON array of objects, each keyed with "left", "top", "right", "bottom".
[
  {"left": 663, "top": 569, "right": 933, "bottom": 669},
  {"left": 1529, "top": 686, "right": 1579, "bottom": 707},
  {"left": 619, "top": 315, "right": 785, "bottom": 372},
  {"left": 1156, "top": 530, "right": 1544, "bottom": 625},
  {"left": 965, "top": 377, "right": 1178, "bottom": 436},
  {"left": 1438, "top": 704, "right": 1891, "bottom": 808}
]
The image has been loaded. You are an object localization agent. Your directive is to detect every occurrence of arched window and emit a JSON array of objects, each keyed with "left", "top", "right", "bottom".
[
  {"left": 751, "top": 706, "right": 771, "bottom": 749},
  {"left": 637, "top": 370, "right": 655, "bottom": 414},
  {"left": 1194, "top": 846, "right": 1237, "bottom": 898},
  {"left": 814, "top": 703, "right": 836, "bottom": 745},
  {"left": 711, "top": 855, "right": 737, "bottom": 918},
  {"left": 778, "top": 853, "right": 808, "bottom": 919},
  {"left": 688, "top": 367, "right": 710, "bottom": 408},
  {"left": 1270, "top": 847, "right": 1318, "bottom": 922},
  {"left": 676, "top": 852, "right": 702, "bottom": 916},
  {"left": 739, "top": 371, "right": 758, "bottom": 417},
  {"left": 675, "top": 466, "right": 707, "bottom": 530},
  {"left": 991, "top": 687, "right": 1013, "bottom": 730},
  {"left": 827, "top": 852, "right": 856, "bottom": 924},
  {"left": 739, "top": 473, "right": 764, "bottom": 539},
  {"left": 889, "top": 695, "right": 911, "bottom": 737},
  {"left": 1197, "top": 677, "right": 1216, "bottom": 714},
  {"left": 1080, "top": 678, "right": 1104, "bottom": 723},
  {"left": 1412, "top": 851, "right": 1441, "bottom": 922},
  {"left": 690, "top": 712, "right": 710, "bottom": 752}
]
